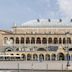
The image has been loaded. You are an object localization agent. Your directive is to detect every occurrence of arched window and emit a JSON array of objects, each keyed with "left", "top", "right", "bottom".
[
  {"left": 67, "top": 37, "right": 71, "bottom": 44},
  {"left": 63, "top": 38, "right": 66, "bottom": 44},
  {"left": 4, "top": 37, "right": 8, "bottom": 44},
  {"left": 21, "top": 37, "right": 24, "bottom": 44},
  {"left": 16, "top": 37, "right": 19, "bottom": 44},
  {"left": 59, "top": 38, "right": 62, "bottom": 44},
  {"left": 45, "top": 54, "right": 50, "bottom": 61},
  {"left": 27, "top": 54, "right": 32, "bottom": 61},
  {"left": 10, "top": 37, "right": 14, "bottom": 44},
  {"left": 57, "top": 53, "right": 65, "bottom": 60},
  {"left": 31, "top": 37, "right": 35, "bottom": 44},
  {"left": 42, "top": 37, "right": 47, "bottom": 44},
  {"left": 36, "top": 37, "right": 41, "bottom": 44},
  {"left": 33, "top": 54, "right": 38, "bottom": 61},
  {"left": 26, "top": 37, "right": 30, "bottom": 44},
  {"left": 48, "top": 37, "right": 52, "bottom": 44},
  {"left": 51, "top": 54, "right": 56, "bottom": 60},
  {"left": 54, "top": 38, "right": 58, "bottom": 44}
]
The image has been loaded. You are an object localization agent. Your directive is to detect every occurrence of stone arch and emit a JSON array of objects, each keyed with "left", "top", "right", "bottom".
[
  {"left": 31, "top": 37, "right": 35, "bottom": 44},
  {"left": 39, "top": 54, "right": 44, "bottom": 61},
  {"left": 51, "top": 54, "right": 56, "bottom": 60},
  {"left": 21, "top": 37, "right": 24, "bottom": 44},
  {"left": 21, "top": 54, "right": 26, "bottom": 60},
  {"left": 42, "top": 37, "right": 47, "bottom": 44},
  {"left": 36, "top": 37, "right": 41, "bottom": 44},
  {"left": 59, "top": 38, "right": 62, "bottom": 44},
  {"left": 54, "top": 37, "right": 58, "bottom": 44},
  {"left": 5, "top": 47, "right": 13, "bottom": 52},
  {"left": 48, "top": 37, "right": 52, "bottom": 44},
  {"left": 33, "top": 54, "right": 38, "bottom": 61},
  {"left": 67, "top": 37, "right": 71, "bottom": 44},
  {"left": 45, "top": 54, "right": 50, "bottom": 61},
  {"left": 63, "top": 38, "right": 66, "bottom": 44},
  {"left": 57, "top": 53, "right": 65, "bottom": 60},
  {"left": 26, "top": 37, "right": 30, "bottom": 44},
  {"left": 16, "top": 37, "right": 19, "bottom": 44},
  {"left": 69, "top": 48, "right": 72, "bottom": 51},
  {"left": 10, "top": 37, "right": 14, "bottom": 44},
  {"left": 27, "top": 54, "right": 32, "bottom": 61}
]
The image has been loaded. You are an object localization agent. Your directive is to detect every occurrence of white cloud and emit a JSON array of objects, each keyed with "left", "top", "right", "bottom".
[{"left": 58, "top": 0, "right": 72, "bottom": 18}]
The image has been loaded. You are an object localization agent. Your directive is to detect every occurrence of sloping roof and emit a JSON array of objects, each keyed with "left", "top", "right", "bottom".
[{"left": 0, "top": 29, "right": 13, "bottom": 34}]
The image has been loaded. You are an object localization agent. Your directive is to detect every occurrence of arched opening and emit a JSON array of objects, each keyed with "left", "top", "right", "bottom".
[
  {"left": 31, "top": 37, "right": 35, "bottom": 44},
  {"left": 37, "top": 48, "right": 46, "bottom": 51},
  {"left": 59, "top": 38, "right": 62, "bottom": 44},
  {"left": 21, "top": 37, "right": 24, "bottom": 44},
  {"left": 16, "top": 37, "right": 19, "bottom": 44},
  {"left": 4, "top": 37, "right": 8, "bottom": 44},
  {"left": 27, "top": 54, "right": 32, "bottom": 61},
  {"left": 42, "top": 37, "right": 47, "bottom": 44},
  {"left": 67, "top": 37, "right": 71, "bottom": 44},
  {"left": 26, "top": 37, "right": 30, "bottom": 44},
  {"left": 54, "top": 38, "right": 58, "bottom": 44},
  {"left": 5, "top": 47, "right": 13, "bottom": 52},
  {"left": 66, "top": 54, "right": 70, "bottom": 61},
  {"left": 48, "top": 37, "right": 52, "bottom": 44},
  {"left": 33, "top": 54, "right": 38, "bottom": 61},
  {"left": 15, "top": 54, "right": 20, "bottom": 60},
  {"left": 69, "top": 48, "right": 72, "bottom": 51},
  {"left": 39, "top": 54, "right": 44, "bottom": 61},
  {"left": 58, "top": 53, "right": 65, "bottom": 60},
  {"left": 51, "top": 54, "right": 56, "bottom": 61},
  {"left": 10, "top": 37, "right": 14, "bottom": 44},
  {"left": 63, "top": 38, "right": 66, "bottom": 44},
  {"left": 45, "top": 54, "right": 50, "bottom": 61},
  {"left": 21, "top": 54, "right": 26, "bottom": 60},
  {"left": 36, "top": 37, "right": 41, "bottom": 44}
]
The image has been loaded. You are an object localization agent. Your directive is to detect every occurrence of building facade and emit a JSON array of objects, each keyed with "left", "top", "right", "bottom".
[{"left": 0, "top": 19, "right": 72, "bottom": 61}]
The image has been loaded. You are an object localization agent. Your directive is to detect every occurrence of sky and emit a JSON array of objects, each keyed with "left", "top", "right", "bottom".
[{"left": 0, "top": 0, "right": 72, "bottom": 29}]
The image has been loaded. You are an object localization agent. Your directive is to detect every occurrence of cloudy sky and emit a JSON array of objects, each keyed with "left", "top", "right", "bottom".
[{"left": 0, "top": 0, "right": 72, "bottom": 29}]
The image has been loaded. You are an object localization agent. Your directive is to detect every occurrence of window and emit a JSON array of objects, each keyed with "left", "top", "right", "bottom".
[
  {"left": 63, "top": 38, "right": 66, "bottom": 44},
  {"left": 48, "top": 37, "right": 52, "bottom": 44},
  {"left": 42, "top": 37, "right": 47, "bottom": 44},
  {"left": 54, "top": 38, "right": 58, "bottom": 44},
  {"left": 59, "top": 38, "right": 62, "bottom": 44},
  {"left": 36, "top": 37, "right": 41, "bottom": 44},
  {"left": 31, "top": 37, "right": 35, "bottom": 44},
  {"left": 21, "top": 37, "right": 24, "bottom": 44},
  {"left": 67, "top": 37, "right": 71, "bottom": 44},
  {"left": 16, "top": 37, "right": 19, "bottom": 44},
  {"left": 26, "top": 37, "right": 30, "bottom": 44}
]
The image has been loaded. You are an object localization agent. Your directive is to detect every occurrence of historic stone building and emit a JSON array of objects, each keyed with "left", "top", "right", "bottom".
[{"left": 0, "top": 19, "right": 72, "bottom": 61}]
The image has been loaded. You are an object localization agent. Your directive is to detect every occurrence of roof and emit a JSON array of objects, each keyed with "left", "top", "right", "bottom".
[{"left": 21, "top": 19, "right": 72, "bottom": 28}]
